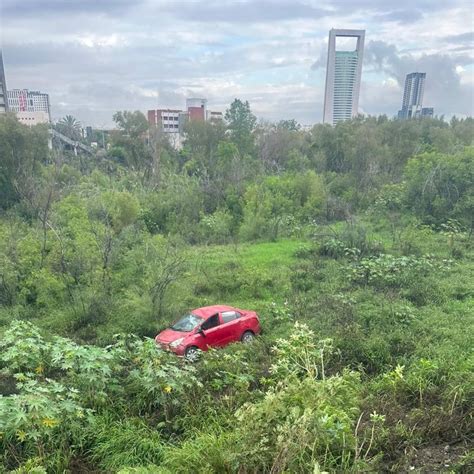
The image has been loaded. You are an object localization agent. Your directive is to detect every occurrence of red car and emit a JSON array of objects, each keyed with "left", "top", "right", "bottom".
[{"left": 155, "top": 305, "right": 261, "bottom": 359}]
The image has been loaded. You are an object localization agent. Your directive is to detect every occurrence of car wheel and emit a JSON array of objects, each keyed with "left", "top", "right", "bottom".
[
  {"left": 185, "top": 346, "right": 200, "bottom": 362},
  {"left": 241, "top": 331, "right": 255, "bottom": 343}
]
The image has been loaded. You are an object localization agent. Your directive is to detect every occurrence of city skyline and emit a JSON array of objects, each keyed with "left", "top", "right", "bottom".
[{"left": 1, "top": 0, "right": 473, "bottom": 127}]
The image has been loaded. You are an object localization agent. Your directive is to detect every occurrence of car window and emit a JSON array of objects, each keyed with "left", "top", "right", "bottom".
[
  {"left": 221, "top": 311, "right": 240, "bottom": 323},
  {"left": 171, "top": 313, "right": 203, "bottom": 332},
  {"left": 201, "top": 314, "right": 220, "bottom": 331}
]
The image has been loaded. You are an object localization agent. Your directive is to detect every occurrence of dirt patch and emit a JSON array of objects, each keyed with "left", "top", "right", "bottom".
[{"left": 395, "top": 441, "right": 472, "bottom": 473}]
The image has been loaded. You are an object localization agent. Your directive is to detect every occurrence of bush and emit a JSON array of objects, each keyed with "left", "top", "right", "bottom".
[
  {"left": 232, "top": 371, "right": 365, "bottom": 472},
  {"left": 348, "top": 254, "right": 453, "bottom": 290},
  {"left": 404, "top": 148, "right": 474, "bottom": 227}
]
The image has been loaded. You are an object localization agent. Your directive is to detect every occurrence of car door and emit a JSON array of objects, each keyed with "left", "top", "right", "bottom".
[
  {"left": 199, "top": 314, "right": 226, "bottom": 348},
  {"left": 218, "top": 310, "right": 242, "bottom": 345}
]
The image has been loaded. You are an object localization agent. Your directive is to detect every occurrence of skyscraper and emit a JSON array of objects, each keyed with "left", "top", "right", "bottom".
[
  {"left": 0, "top": 50, "right": 8, "bottom": 114},
  {"left": 398, "top": 72, "right": 428, "bottom": 119},
  {"left": 323, "top": 29, "right": 365, "bottom": 125}
]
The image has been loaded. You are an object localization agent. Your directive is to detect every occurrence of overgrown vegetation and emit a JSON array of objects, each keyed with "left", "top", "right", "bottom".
[{"left": 0, "top": 108, "right": 473, "bottom": 472}]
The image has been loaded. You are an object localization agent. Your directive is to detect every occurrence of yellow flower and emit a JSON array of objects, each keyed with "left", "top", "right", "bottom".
[
  {"left": 163, "top": 385, "right": 172, "bottom": 393},
  {"left": 42, "top": 417, "right": 59, "bottom": 428},
  {"left": 35, "top": 365, "right": 44, "bottom": 374},
  {"left": 16, "top": 430, "right": 27, "bottom": 442}
]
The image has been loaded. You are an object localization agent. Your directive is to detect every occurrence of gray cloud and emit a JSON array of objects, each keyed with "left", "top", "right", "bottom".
[
  {"left": 444, "top": 32, "right": 474, "bottom": 44},
  {"left": 159, "top": 0, "right": 331, "bottom": 23},
  {"left": 327, "top": 0, "right": 448, "bottom": 10},
  {"left": 442, "top": 31, "right": 474, "bottom": 53},
  {"left": 1, "top": 0, "right": 137, "bottom": 18},
  {"left": 373, "top": 9, "right": 424, "bottom": 24}
]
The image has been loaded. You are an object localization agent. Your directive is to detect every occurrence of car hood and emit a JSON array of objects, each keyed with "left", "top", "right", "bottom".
[{"left": 156, "top": 328, "right": 190, "bottom": 343}]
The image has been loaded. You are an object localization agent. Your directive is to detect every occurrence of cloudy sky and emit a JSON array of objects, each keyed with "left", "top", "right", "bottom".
[{"left": 1, "top": 0, "right": 473, "bottom": 127}]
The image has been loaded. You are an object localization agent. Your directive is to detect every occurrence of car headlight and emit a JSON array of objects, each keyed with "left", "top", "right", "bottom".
[{"left": 169, "top": 337, "right": 185, "bottom": 348}]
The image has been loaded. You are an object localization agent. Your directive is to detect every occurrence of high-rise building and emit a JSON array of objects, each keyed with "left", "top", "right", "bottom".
[
  {"left": 0, "top": 50, "right": 8, "bottom": 114},
  {"left": 323, "top": 29, "right": 365, "bottom": 125},
  {"left": 8, "top": 89, "right": 51, "bottom": 121},
  {"left": 397, "top": 73, "right": 434, "bottom": 119}
]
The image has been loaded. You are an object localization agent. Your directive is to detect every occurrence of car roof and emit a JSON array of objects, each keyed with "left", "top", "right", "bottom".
[{"left": 193, "top": 305, "right": 239, "bottom": 318}]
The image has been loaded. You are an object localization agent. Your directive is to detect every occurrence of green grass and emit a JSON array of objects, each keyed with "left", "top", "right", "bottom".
[
  {"left": 190, "top": 239, "right": 304, "bottom": 268},
  {"left": 184, "top": 239, "right": 305, "bottom": 312}
]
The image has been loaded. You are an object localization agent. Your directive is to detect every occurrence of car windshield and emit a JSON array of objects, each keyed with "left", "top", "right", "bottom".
[{"left": 171, "top": 313, "right": 203, "bottom": 332}]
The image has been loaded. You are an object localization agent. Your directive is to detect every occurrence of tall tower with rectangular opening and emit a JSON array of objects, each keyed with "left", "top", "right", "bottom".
[{"left": 323, "top": 29, "right": 365, "bottom": 125}]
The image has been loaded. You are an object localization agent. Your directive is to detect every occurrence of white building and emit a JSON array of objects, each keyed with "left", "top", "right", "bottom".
[
  {"left": 207, "top": 110, "right": 223, "bottom": 121},
  {"left": 323, "top": 29, "right": 365, "bottom": 125},
  {"left": 16, "top": 111, "right": 50, "bottom": 126},
  {"left": 147, "top": 109, "right": 187, "bottom": 133},
  {"left": 8, "top": 89, "right": 51, "bottom": 121}
]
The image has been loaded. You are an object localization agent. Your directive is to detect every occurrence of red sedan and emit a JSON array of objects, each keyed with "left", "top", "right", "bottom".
[{"left": 155, "top": 305, "right": 261, "bottom": 359}]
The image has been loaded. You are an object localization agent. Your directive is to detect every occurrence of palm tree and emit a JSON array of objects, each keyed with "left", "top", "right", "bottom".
[{"left": 56, "top": 115, "right": 82, "bottom": 141}]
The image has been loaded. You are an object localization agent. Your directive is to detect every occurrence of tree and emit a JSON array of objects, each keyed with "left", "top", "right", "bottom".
[
  {"left": 182, "top": 119, "right": 227, "bottom": 177},
  {"left": 225, "top": 99, "right": 257, "bottom": 156},
  {"left": 113, "top": 111, "right": 149, "bottom": 139},
  {"left": 56, "top": 115, "right": 82, "bottom": 141},
  {"left": 277, "top": 119, "right": 301, "bottom": 131},
  {"left": 404, "top": 148, "right": 474, "bottom": 228},
  {"left": 256, "top": 121, "right": 305, "bottom": 173},
  {"left": 0, "top": 113, "right": 49, "bottom": 209},
  {"left": 110, "top": 111, "right": 152, "bottom": 174}
]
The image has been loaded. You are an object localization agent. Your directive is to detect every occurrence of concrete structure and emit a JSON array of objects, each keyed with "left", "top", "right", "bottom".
[
  {"left": 16, "top": 111, "right": 50, "bottom": 126},
  {"left": 8, "top": 89, "right": 51, "bottom": 121},
  {"left": 397, "top": 73, "right": 434, "bottom": 119},
  {"left": 0, "top": 50, "right": 8, "bottom": 114},
  {"left": 323, "top": 29, "right": 365, "bottom": 125}
]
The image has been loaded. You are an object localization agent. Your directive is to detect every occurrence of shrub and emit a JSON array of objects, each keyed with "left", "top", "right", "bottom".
[
  {"left": 232, "top": 370, "right": 364, "bottom": 472},
  {"left": 404, "top": 148, "right": 474, "bottom": 227},
  {"left": 270, "top": 322, "right": 334, "bottom": 381},
  {"left": 348, "top": 254, "right": 453, "bottom": 290},
  {"left": 0, "top": 377, "right": 91, "bottom": 471},
  {"left": 198, "top": 209, "right": 233, "bottom": 244}
]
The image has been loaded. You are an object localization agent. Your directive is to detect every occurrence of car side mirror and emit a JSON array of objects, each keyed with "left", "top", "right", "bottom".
[{"left": 198, "top": 328, "right": 206, "bottom": 337}]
